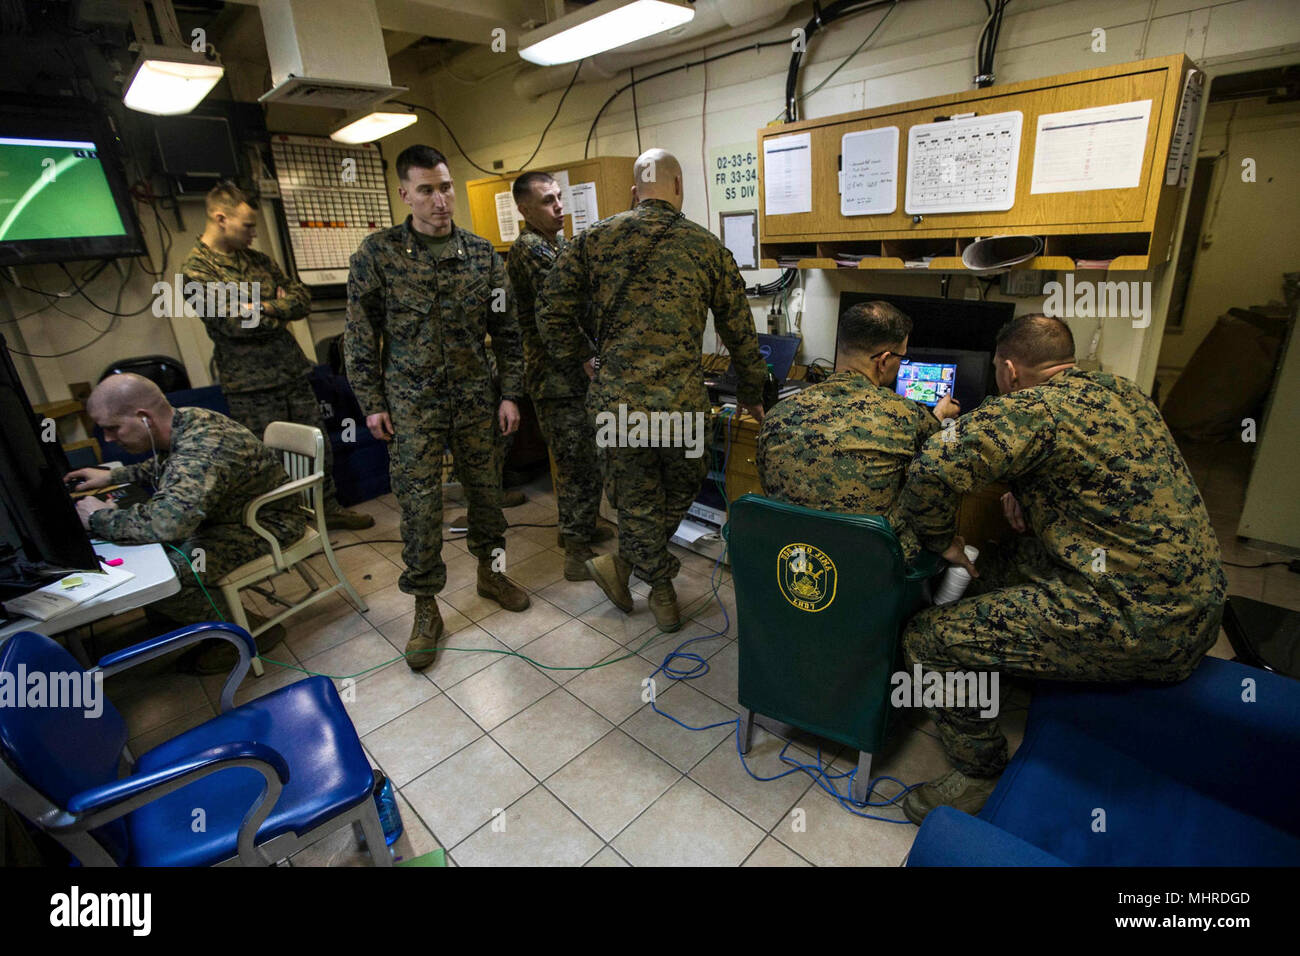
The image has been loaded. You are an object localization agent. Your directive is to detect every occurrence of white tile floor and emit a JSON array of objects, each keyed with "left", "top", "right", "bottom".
[{"left": 95, "top": 436, "right": 1298, "bottom": 867}]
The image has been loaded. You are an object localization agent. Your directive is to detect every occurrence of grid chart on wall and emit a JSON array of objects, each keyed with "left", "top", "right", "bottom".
[{"left": 269, "top": 133, "right": 393, "bottom": 287}]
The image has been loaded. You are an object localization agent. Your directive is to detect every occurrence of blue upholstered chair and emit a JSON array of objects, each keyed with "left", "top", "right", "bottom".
[
  {"left": 0, "top": 627, "right": 390, "bottom": 867},
  {"left": 907, "top": 655, "right": 1300, "bottom": 866}
]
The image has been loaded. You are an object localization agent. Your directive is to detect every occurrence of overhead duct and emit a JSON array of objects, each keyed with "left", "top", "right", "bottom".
[{"left": 258, "top": 0, "right": 405, "bottom": 110}]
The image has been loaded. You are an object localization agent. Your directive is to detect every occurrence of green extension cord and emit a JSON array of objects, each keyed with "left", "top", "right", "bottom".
[{"left": 164, "top": 541, "right": 730, "bottom": 681}]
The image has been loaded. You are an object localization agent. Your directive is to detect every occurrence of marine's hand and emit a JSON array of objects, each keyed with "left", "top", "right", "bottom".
[
  {"left": 933, "top": 395, "right": 960, "bottom": 423},
  {"left": 1000, "top": 492, "right": 1027, "bottom": 533},
  {"left": 367, "top": 412, "right": 395, "bottom": 442},
  {"left": 583, "top": 358, "right": 596, "bottom": 381},
  {"left": 942, "top": 534, "right": 978, "bottom": 578},
  {"left": 63, "top": 467, "right": 112, "bottom": 492},
  {"left": 75, "top": 496, "right": 115, "bottom": 530},
  {"left": 498, "top": 399, "right": 521, "bottom": 436},
  {"left": 741, "top": 402, "right": 765, "bottom": 423}
]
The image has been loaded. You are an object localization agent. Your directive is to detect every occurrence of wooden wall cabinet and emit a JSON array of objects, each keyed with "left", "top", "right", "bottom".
[
  {"left": 466, "top": 156, "right": 636, "bottom": 252},
  {"left": 758, "top": 55, "right": 1198, "bottom": 273}
]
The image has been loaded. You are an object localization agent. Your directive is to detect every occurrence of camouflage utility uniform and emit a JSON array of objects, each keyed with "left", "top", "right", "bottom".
[
  {"left": 87, "top": 406, "right": 305, "bottom": 624},
  {"left": 507, "top": 223, "right": 600, "bottom": 547},
  {"left": 757, "top": 370, "right": 940, "bottom": 562},
  {"left": 345, "top": 217, "right": 524, "bottom": 596},
  {"left": 180, "top": 239, "right": 342, "bottom": 507},
  {"left": 538, "top": 198, "right": 766, "bottom": 585},
  {"left": 895, "top": 368, "right": 1227, "bottom": 777}
]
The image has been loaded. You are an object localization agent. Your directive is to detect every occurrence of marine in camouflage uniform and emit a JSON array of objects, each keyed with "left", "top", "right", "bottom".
[
  {"left": 85, "top": 406, "right": 305, "bottom": 625},
  {"left": 507, "top": 186, "right": 602, "bottom": 568},
  {"left": 344, "top": 150, "right": 526, "bottom": 622},
  {"left": 894, "top": 316, "right": 1225, "bottom": 820},
  {"left": 180, "top": 182, "right": 370, "bottom": 529},
  {"left": 538, "top": 149, "right": 766, "bottom": 630},
  {"left": 757, "top": 371, "right": 942, "bottom": 563}
]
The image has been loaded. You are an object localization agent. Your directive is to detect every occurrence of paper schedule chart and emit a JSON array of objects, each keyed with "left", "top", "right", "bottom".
[
  {"left": 763, "top": 132, "right": 812, "bottom": 216},
  {"left": 905, "top": 111, "right": 1022, "bottom": 215}
]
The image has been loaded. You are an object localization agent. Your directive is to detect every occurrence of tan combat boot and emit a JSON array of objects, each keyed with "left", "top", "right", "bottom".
[
  {"left": 649, "top": 582, "right": 681, "bottom": 633},
  {"left": 901, "top": 769, "right": 1001, "bottom": 825},
  {"left": 564, "top": 544, "right": 596, "bottom": 582},
  {"left": 405, "top": 597, "right": 444, "bottom": 671},
  {"left": 586, "top": 553, "right": 633, "bottom": 613},
  {"left": 477, "top": 561, "right": 530, "bottom": 611},
  {"left": 324, "top": 506, "right": 376, "bottom": 531}
]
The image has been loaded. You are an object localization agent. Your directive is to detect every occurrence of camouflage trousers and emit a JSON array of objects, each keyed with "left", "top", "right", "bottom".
[
  {"left": 534, "top": 395, "right": 601, "bottom": 548},
  {"left": 902, "top": 535, "right": 1220, "bottom": 778},
  {"left": 603, "top": 444, "right": 707, "bottom": 586},
  {"left": 225, "top": 380, "right": 340, "bottom": 510},
  {"left": 391, "top": 409, "right": 506, "bottom": 596},
  {"left": 150, "top": 518, "right": 304, "bottom": 626}
]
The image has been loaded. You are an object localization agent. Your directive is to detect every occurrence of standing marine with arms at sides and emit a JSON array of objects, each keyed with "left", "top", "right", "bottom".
[
  {"left": 507, "top": 170, "right": 611, "bottom": 583},
  {"left": 757, "top": 300, "right": 959, "bottom": 562},
  {"left": 180, "top": 181, "right": 373, "bottom": 531},
  {"left": 538, "top": 148, "right": 768, "bottom": 633},
  {"left": 893, "top": 314, "right": 1227, "bottom": 824},
  {"left": 345, "top": 145, "right": 530, "bottom": 673}
]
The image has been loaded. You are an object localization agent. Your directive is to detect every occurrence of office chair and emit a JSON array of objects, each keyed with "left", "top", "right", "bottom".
[
  {"left": 98, "top": 356, "right": 191, "bottom": 393},
  {"left": 728, "top": 494, "right": 942, "bottom": 802},
  {"left": 0, "top": 627, "right": 391, "bottom": 866}
]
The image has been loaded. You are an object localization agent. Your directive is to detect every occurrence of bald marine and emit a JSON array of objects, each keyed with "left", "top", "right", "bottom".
[
  {"left": 631, "top": 148, "right": 684, "bottom": 210},
  {"left": 84, "top": 373, "right": 176, "bottom": 456}
]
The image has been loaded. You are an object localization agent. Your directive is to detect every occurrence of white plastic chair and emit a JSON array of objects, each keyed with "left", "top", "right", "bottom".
[{"left": 213, "top": 422, "right": 368, "bottom": 677}]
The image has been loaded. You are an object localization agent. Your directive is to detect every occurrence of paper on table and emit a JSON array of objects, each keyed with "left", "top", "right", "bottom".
[
  {"left": 841, "top": 126, "right": 898, "bottom": 216},
  {"left": 3, "top": 563, "right": 135, "bottom": 622},
  {"left": 570, "top": 181, "right": 599, "bottom": 234},
  {"left": 1030, "top": 99, "right": 1152, "bottom": 194},
  {"left": 722, "top": 213, "right": 757, "bottom": 269},
  {"left": 763, "top": 132, "right": 812, "bottom": 216},
  {"left": 494, "top": 191, "right": 519, "bottom": 242}
]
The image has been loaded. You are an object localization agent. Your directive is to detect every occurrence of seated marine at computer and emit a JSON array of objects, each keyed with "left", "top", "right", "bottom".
[
  {"left": 893, "top": 314, "right": 1227, "bottom": 824},
  {"left": 756, "top": 300, "right": 959, "bottom": 562},
  {"left": 65, "top": 373, "right": 306, "bottom": 657}
]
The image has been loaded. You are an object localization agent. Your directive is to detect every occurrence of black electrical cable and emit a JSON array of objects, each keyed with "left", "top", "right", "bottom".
[
  {"left": 394, "top": 58, "right": 583, "bottom": 177},
  {"left": 784, "top": 0, "right": 897, "bottom": 122},
  {"left": 630, "top": 64, "right": 643, "bottom": 155},
  {"left": 57, "top": 262, "right": 157, "bottom": 318}
]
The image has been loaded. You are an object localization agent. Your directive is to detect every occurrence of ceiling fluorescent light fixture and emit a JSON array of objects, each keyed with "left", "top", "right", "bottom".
[
  {"left": 330, "top": 106, "right": 418, "bottom": 144},
  {"left": 519, "top": 0, "right": 695, "bottom": 66},
  {"left": 123, "top": 43, "right": 224, "bottom": 115}
]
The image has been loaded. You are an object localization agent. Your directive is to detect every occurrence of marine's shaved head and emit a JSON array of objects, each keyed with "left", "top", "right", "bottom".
[
  {"left": 87, "top": 373, "right": 169, "bottom": 420},
  {"left": 632, "top": 149, "right": 683, "bottom": 209}
]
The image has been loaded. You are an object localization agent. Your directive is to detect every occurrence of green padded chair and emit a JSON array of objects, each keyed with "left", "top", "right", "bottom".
[{"left": 728, "top": 494, "right": 942, "bottom": 802}]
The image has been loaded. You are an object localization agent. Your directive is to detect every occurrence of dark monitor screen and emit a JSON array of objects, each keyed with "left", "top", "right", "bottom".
[
  {"left": 0, "top": 97, "right": 145, "bottom": 266},
  {"left": 837, "top": 292, "right": 1014, "bottom": 354},
  {"left": 0, "top": 333, "right": 99, "bottom": 579}
]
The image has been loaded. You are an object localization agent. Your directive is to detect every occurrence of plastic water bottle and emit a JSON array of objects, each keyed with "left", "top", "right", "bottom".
[
  {"left": 372, "top": 771, "right": 404, "bottom": 846},
  {"left": 934, "top": 545, "right": 980, "bottom": 605}
]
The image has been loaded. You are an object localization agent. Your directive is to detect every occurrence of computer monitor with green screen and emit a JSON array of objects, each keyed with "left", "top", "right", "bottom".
[{"left": 0, "top": 98, "right": 144, "bottom": 265}]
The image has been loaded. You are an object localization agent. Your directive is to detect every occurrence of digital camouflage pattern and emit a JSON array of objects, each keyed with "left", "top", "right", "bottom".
[
  {"left": 538, "top": 198, "right": 767, "bottom": 584},
  {"left": 345, "top": 217, "right": 524, "bottom": 595},
  {"left": 756, "top": 370, "right": 941, "bottom": 563},
  {"left": 507, "top": 224, "right": 588, "bottom": 400},
  {"left": 225, "top": 383, "right": 340, "bottom": 506},
  {"left": 896, "top": 367, "right": 1227, "bottom": 777},
  {"left": 88, "top": 406, "right": 305, "bottom": 624},
  {"left": 508, "top": 223, "right": 600, "bottom": 547},
  {"left": 180, "top": 239, "right": 313, "bottom": 394}
]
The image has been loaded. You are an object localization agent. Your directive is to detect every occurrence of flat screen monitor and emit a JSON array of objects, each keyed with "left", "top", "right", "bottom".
[
  {"left": 0, "top": 333, "right": 100, "bottom": 584},
  {"left": 837, "top": 292, "right": 1014, "bottom": 354},
  {"left": 0, "top": 97, "right": 145, "bottom": 266}
]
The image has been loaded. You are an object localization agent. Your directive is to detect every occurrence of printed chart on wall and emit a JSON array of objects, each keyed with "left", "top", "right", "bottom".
[
  {"left": 570, "top": 181, "right": 598, "bottom": 234},
  {"left": 763, "top": 132, "right": 812, "bottom": 216},
  {"left": 1030, "top": 100, "right": 1152, "bottom": 195},
  {"left": 905, "top": 111, "right": 1022, "bottom": 215},
  {"left": 841, "top": 126, "right": 898, "bottom": 216},
  {"left": 269, "top": 133, "right": 393, "bottom": 287},
  {"left": 494, "top": 190, "right": 519, "bottom": 242}
]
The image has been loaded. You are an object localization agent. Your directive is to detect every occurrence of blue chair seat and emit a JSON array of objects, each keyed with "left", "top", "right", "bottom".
[{"left": 126, "top": 677, "right": 373, "bottom": 867}]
